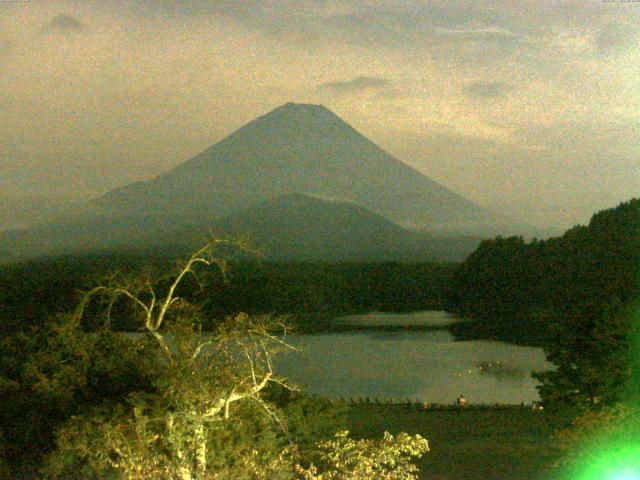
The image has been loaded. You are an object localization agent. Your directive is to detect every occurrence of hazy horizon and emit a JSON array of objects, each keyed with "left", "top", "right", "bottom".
[{"left": 1, "top": 1, "right": 639, "bottom": 231}]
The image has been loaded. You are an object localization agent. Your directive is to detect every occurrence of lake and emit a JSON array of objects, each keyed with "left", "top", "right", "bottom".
[{"left": 274, "top": 311, "right": 553, "bottom": 405}]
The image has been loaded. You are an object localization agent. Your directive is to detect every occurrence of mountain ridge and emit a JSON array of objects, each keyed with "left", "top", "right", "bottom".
[
  {"left": 0, "top": 102, "right": 538, "bottom": 261},
  {"left": 0, "top": 193, "right": 480, "bottom": 262},
  {"left": 213, "top": 192, "right": 480, "bottom": 261},
  {"left": 94, "top": 102, "right": 495, "bottom": 228}
]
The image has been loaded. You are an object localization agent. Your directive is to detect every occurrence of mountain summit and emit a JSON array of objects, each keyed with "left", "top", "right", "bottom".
[{"left": 95, "top": 102, "right": 494, "bottom": 228}]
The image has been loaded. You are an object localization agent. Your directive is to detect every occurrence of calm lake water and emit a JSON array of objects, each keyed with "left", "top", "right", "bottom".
[{"left": 274, "top": 311, "right": 554, "bottom": 405}]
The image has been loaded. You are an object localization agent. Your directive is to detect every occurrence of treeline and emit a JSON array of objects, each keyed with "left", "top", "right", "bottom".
[
  {"left": 202, "top": 262, "right": 454, "bottom": 331},
  {"left": 447, "top": 199, "right": 639, "bottom": 334},
  {"left": 0, "top": 257, "right": 455, "bottom": 335},
  {"left": 447, "top": 198, "right": 640, "bottom": 407}
]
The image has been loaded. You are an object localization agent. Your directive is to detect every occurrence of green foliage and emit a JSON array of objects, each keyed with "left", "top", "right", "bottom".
[
  {"left": 448, "top": 236, "right": 540, "bottom": 320},
  {"left": 204, "top": 261, "right": 454, "bottom": 323},
  {"left": 0, "top": 314, "right": 153, "bottom": 471},
  {"left": 40, "top": 308, "right": 296, "bottom": 479},
  {"left": 0, "top": 258, "right": 455, "bottom": 335},
  {"left": 534, "top": 300, "right": 635, "bottom": 409},
  {"left": 1, "top": 242, "right": 427, "bottom": 479},
  {"left": 0, "top": 435, "right": 11, "bottom": 479},
  {"left": 0, "top": 254, "right": 166, "bottom": 335},
  {"left": 276, "top": 392, "right": 349, "bottom": 453},
  {"left": 552, "top": 403, "right": 640, "bottom": 478},
  {"left": 295, "top": 430, "right": 429, "bottom": 480},
  {"left": 448, "top": 198, "right": 640, "bottom": 409}
]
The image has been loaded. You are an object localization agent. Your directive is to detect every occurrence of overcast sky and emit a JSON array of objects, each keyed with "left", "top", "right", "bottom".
[{"left": 1, "top": 0, "right": 638, "bottom": 229}]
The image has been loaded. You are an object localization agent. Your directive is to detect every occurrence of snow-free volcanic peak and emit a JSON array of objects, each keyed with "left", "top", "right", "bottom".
[{"left": 96, "top": 102, "right": 494, "bottom": 229}]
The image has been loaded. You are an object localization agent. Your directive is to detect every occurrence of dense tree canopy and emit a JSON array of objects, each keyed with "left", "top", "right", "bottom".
[
  {"left": 0, "top": 241, "right": 430, "bottom": 479},
  {"left": 0, "top": 258, "right": 454, "bottom": 336},
  {"left": 447, "top": 198, "right": 640, "bottom": 410}
]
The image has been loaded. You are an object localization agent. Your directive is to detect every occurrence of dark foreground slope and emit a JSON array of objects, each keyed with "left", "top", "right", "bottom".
[{"left": 349, "top": 404, "right": 559, "bottom": 480}]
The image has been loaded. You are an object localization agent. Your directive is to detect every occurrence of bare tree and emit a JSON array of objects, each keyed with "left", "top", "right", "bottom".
[
  {"left": 51, "top": 240, "right": 297, "bottom": 480},
  {"left": 42, "top": 240, "right": 430, "bottom": 480}
]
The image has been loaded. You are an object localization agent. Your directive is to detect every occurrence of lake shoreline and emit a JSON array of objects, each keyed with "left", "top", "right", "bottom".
[{"left": 292, "top": 310, "right": 549, "bottom": 348}]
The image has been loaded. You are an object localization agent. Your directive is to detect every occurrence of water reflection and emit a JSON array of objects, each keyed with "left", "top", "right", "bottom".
[
  {"left": 275, "top": 313, "right": 554, "bottom": 405},
  {"left": 335, "top": 310, "right": 461, "bottom": 328}
]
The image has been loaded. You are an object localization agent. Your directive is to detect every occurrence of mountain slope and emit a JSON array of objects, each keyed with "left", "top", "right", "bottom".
[
  {"left": 0, "top": 194, "right": 480, "bottom": 262},
  {"left": 213, "top": 193, "right": 480, "bottom": 261},
  {"left": 95, "top": 103, "right": 494, "bottom": 227}
]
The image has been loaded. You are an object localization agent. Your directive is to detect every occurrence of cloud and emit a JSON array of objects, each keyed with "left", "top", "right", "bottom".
[
  {"left": 1, "top": 0, "right": 638, "bottom": 231},
  {"left": 0, "top": 40, "right": 14, "bottom": 55},
  {"left": 320, "top": 76, "right": 391, "bottom": 95},
  {"left": 41, "top": 14, "right": 84, "bottom": 34},
  {"left": 431, "top": 25, "right": 517, "bottom": 39},
  {"left": 121, "top": 0, "right": 262, "bottom": 20},
  {"left": 463, "top": 81, "right": 511, "bottom": 99},
  {"left": 596, "top": 23, "right": 637, "bottom": 56}
]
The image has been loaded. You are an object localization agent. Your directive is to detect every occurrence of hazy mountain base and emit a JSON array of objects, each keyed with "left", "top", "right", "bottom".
[
  {"left": 0, "top": 194, "right": 90, "bottom": 232},
  {"left": 0, "top": 194, "right": 481, "bottom": 263},
  {"left": 348, "top": 403, "right": 560, "bottom": 480}
]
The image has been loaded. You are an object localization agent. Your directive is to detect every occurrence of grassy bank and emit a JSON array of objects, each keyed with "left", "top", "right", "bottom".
[{"left": 347, "top": 404, "right": 562, "bottom": 479}]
